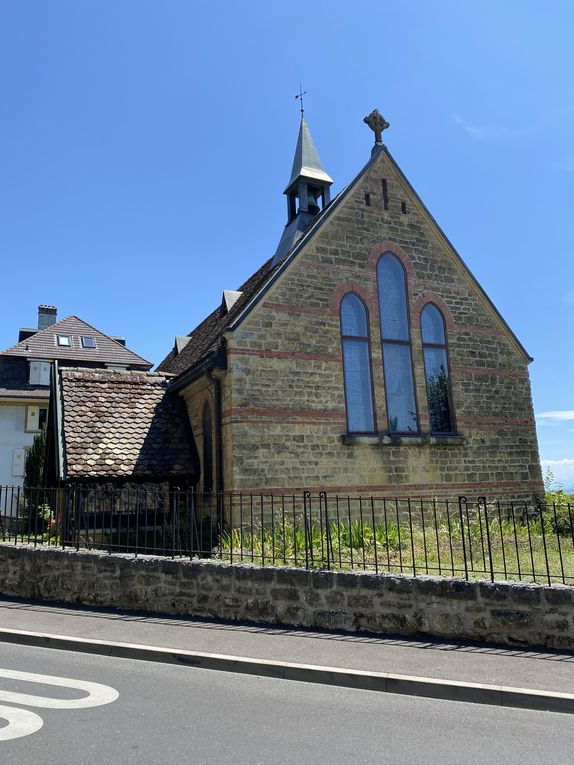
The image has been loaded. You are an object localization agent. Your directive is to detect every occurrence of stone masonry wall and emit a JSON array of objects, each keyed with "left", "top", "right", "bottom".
[
  {"left": 223, "top": 147, "right": 543, "bottom": 499},
  {"left": 1, "top": 544, "right": 572, "bottom": 649}
]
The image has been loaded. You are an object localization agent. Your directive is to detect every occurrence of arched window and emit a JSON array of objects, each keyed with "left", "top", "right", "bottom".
[
  {"left": 202, "top": 402, "right": 214, "bottom": 493},
  {"left": 340, "top": 293, "right": 376, "bottom": 433},
  {"left": 377, "top": 253, "right": 418, "bottom": 433},
  {"left": 421, "top": 303, "right": 455, "bottom": 434}
]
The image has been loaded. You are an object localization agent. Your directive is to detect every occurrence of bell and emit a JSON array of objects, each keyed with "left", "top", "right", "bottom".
[{"left": 307, "top": 187, "right": 320, "bottom": 214}]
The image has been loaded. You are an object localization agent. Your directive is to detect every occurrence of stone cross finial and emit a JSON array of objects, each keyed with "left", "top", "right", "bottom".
[{"left": 363, "top": 109, "right": 390, "bottom": 145}]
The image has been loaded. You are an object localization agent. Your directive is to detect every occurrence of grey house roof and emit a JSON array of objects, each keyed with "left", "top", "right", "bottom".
[
  {"left": 55, "top": 368, "right": 197, "bottom": 481},
  {"left": 1, "top": 315, "right": 152, "bottom": 369},
  {"left": 0, "top": 387, "right": 50, "bottom": 400}
]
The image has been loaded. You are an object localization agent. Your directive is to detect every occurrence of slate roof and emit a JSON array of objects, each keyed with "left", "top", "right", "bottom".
[
  {"left": 158, "top": 141, "right": 532, "bottom": 382},
  {"left": 1, "top": 315, "right": 152, "bottom": 369},
  {"left": 157, "top": 257, "right": 279, "bottom": 376},
  {"left": 58, "top": 369, "right": 197, "bottom": 480}
]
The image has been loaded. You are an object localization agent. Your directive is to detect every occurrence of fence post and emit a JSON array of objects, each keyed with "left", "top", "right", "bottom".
[
  {"left": 458, "top": 496, "right": 469, "bottom": 580},
  {"left": 537, "top": 501, "right": 552, "bottom": 587},
  {"left": 171, "top": 487, "right": 178, "bottom": 559},
  {"left": 321, "top": 491, "right": 331, "bottom": 569},
  {"left": 478, "top": 496, "right": 494, "bottom": 582},
  {"left": 303, "top": 491, "right": 311, "bottom": 570}
]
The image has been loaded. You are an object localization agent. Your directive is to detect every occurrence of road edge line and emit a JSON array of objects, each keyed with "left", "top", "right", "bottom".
[{"left": 0, "top": 627, "right": 572, "bottom": 714}]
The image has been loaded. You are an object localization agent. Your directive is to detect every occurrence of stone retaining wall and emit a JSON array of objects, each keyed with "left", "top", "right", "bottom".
[{"left": 1, "top": 543, "right": 572, "bottom": 649}]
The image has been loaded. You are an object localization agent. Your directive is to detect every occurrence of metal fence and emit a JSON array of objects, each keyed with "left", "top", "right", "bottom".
[{"left": 1, "top": 485, "right": 573, "bottom": 586}]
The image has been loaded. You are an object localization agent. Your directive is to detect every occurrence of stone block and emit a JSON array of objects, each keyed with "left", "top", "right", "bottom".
[
  {"left": 274, "top": 567, "right": 309, "bottom": 587},
  {"left": 544, "top": 587, "right": 574, "bottom": 606},
  {"left": 441, "top": 579, "right": 477, "bottom": 600},
  {"left": 489, "top": 609, "right": 533, "bottom": 628},
  {"left": 510, "top": 586, "right": 541, "bottom": 604},
  {"left": 334, "top": 571, "right": 360, "bottom": 589},
  {"left": 478, "top": 582, "right": 508, "bottom": 601},
  {"left": 324, "top": 590, "right": 345, "bottom": 607},
  {"left": 310, "top": 571, "right": 333, "bottom": 589},
  {"left": 270, "top": 587, "right": 300, "bottom": 602},
  {"left": 313, "top": 610, "right": 354, "bottom": 631}
]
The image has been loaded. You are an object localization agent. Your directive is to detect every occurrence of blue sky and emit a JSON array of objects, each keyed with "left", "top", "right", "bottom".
[{"left": 1, "top": 1, "right": 573, "bottom": 485}]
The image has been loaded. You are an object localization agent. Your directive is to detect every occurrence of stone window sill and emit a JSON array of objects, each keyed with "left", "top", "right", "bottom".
[{"left": 341, "top": 433, "right": 465, "bottom": 446}]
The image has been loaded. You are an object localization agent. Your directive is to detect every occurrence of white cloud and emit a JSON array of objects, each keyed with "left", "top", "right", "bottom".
[
  {"left": 541, "top": 458, "right": 574, "bottom": 487},
  {"left": 536, "top": 410, "right": 574, "bottom": 422},
  {"left": 453, "top": 113, "right": 530, "bottom": 141}
]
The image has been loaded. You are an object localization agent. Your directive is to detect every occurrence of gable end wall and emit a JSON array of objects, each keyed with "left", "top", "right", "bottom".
[{"left": 223, "top": 151, "right": 543, "bottom": 499}]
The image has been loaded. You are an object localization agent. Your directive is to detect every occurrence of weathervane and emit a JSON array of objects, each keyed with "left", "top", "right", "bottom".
[
  {"left": 363, "top": 108, "right": 390, "bottom": 147},
  {"left": 295, "top": 83, "right": 307, "bottom": 117}
]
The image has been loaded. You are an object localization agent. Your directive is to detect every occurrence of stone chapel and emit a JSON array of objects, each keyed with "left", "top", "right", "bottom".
[{"left": 152, "top": 109, "right": 544, "bottom": 501}]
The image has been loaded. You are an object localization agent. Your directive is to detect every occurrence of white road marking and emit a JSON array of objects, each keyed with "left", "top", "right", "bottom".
[
  {"left": 0, "top": 704, "right": 43, "bottom": 741},
  {"left": 0, "top": 668, "right": 119, "bottom": 709}
]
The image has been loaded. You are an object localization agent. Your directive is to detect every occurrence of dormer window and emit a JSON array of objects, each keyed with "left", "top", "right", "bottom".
[
  {"left": 29, "top": 361, "right": 51, "bottom": 386},
  {"left": 57, "top": 335, "right": 72, "bottom": 347},
  {"left": 81, "top": 336, "right": 96, "bottom": 348}
]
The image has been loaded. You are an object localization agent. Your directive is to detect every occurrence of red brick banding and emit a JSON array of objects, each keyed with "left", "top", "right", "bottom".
[
  {"left": 262, "top": 302, "right": 330, "bottom": 317},
  {"left": 452, "top": 365, "right": 528, "bottom": 379}
]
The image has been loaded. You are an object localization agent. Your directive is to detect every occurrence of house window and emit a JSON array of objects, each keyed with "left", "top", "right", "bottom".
[
  {"left": 81, "top": 336, "right": 96, "bottom": 348},
  {"left": 26, "top": 406, "right": 38, "bottom": 432},
  {"left": 340, "top": 293, "right": 376, "bottom": 433},
  {"left": 421, "top": 303, "right": 455, "bottom": 434},
  {"left": 12, "top": 448, "right": 26, "bottom": 477},
  {"left": 377, "top": 253, "right": 418, "bottom": 433},
  {"left": 29, "top": 361, "right": 51, "bottom": 386},
  {"left": 202, "top": 402, "right": 214, "bottom": 494},
  {"left": 39, "top": 407, "right": 48, "bottom": 429},
  {"left": 57, "top": 335, "right": 72, "bottom": 347}
]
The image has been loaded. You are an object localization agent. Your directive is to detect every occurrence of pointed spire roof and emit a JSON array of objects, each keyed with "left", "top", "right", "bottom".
[{"left": 284, "top": 117, "right": 333, "bottom": 193}]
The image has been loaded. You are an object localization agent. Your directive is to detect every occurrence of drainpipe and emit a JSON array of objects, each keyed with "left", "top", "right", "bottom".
[{"left": 208, "top": 366, "right": 224, "bottom": 494}]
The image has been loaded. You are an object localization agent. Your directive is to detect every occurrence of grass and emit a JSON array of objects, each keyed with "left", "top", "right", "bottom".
[{"left": 219, "top": 509, "right": 574, "bottom": 586}]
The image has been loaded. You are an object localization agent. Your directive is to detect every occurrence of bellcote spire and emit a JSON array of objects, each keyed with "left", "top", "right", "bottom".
[
  {"left": 272, "top": 112, "right": 333, "bottom": 266},
  {"left": 284, "top": 117, "right": 333, "bottom": 194}
]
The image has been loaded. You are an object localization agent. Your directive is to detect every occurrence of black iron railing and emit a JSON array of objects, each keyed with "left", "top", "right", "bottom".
[{"left": 1, "top": 485, "right": 573, "bottom": 586}]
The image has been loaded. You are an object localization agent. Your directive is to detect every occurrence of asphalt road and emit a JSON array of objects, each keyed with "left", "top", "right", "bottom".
[{"left": 0, "top": 643, "right": 573, "bottom": 765}]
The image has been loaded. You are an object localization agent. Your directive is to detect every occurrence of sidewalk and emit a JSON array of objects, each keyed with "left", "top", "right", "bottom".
[{"left": 1, "top": 595, "right": 573, "bottom": 697}]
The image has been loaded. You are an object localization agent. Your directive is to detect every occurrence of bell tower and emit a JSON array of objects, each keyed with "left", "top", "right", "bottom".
[{"left": 272, "top": 112, "right": 333, "bottom": 266}]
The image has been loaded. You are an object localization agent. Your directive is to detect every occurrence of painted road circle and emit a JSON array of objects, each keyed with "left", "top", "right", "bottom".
[
  {"left": 0, "top": 705, "right": 43, "bottom": 741},
  {"left": 0, "top": 668, "right": 119, "bottom": 709},
  {"left": 0, "top": 667, "right": 119, "bottom": 743}
]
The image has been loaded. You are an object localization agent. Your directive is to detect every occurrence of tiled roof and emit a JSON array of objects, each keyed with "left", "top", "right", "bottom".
[
  {"left": 59, "top": 369, "right": 197, "bottom": 480},
  {"left": 1, "top": 315, "right": 152, "bottom": 369},
  {"left": 157, "top": 257, "right": 278, "bottom": 376}
]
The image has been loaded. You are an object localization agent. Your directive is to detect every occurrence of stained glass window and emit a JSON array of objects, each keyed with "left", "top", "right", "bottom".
[
  {"left": 421, "top": 304, "right": 455, "bottom": 434},
  {"left": 340, "top": 294, "right": 375, "bottom": 433},
  {"left": 377, "top": 253, "right": 418, "bottom": 433}
]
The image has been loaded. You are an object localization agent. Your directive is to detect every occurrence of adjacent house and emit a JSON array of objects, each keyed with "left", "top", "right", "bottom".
[
  {"left": 45, "top": 367, "right": 197, "bottom": 490},
  {"left": 0, "top": 306, "right": 152, "bottom": 500},
  {"left": 154, "top": 110, "right": 543, "bottom": 501}
]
